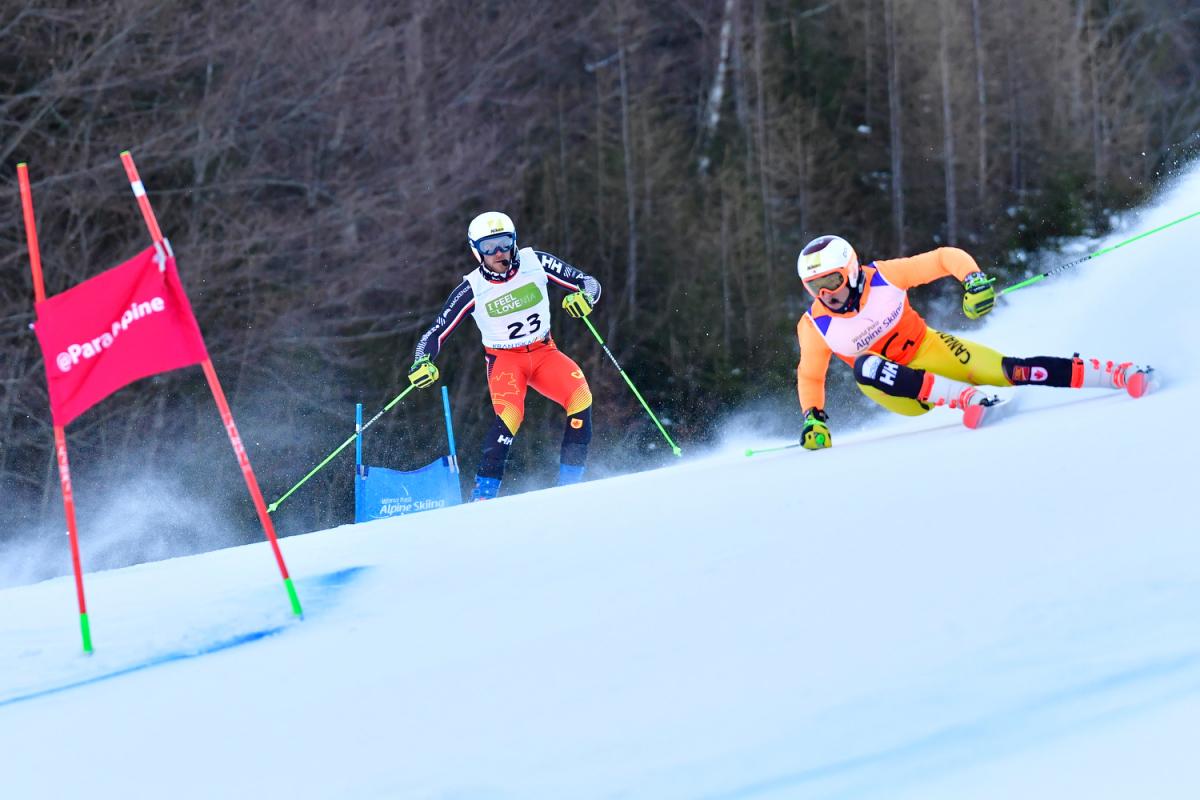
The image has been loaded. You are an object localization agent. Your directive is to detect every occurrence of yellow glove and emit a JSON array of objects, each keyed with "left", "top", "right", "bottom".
[
  {"left": 962, "top": 271, "right": 996, "bottom": 320},
  {"left": 562, "top": 291, "right": 593, "bottom": 319},
  {"left": 408, "top": 357, "right": 439, "bottom": 389},
  {"left": 801, "top": 408, "right": 831, "bottom": 450}
]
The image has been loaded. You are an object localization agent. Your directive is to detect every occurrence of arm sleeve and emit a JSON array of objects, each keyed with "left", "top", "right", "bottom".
[
  {"left": 797, "top": 316, "right": 834, "bottom": 413},
  {"left": 413, "top": 280, "right": 475, "bottom": 363},
  {"left": 535, "top": 250, "right": 602, "bottom": 304},
  {"left": 874, "top": 247, "right": 981, "bottom": 289}
]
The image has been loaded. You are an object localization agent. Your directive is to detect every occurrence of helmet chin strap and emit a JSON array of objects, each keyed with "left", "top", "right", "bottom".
[
  {"left": 480, "top": 248, "right": 519, "bottom": 282},
  {"left": 819, "top": 272, "right": 864, "bottom": 313}
]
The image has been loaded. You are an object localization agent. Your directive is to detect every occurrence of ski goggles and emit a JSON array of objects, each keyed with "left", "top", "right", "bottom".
[
  {"left": 473, "top": 232, "right": 516, "bottom": 256},
  {"left": 803, "top": 270, "right": 848, "bottom": 296}
]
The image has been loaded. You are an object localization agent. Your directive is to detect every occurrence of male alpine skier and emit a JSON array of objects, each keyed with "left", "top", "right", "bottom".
[
  {"left": 794, "top": 234, "right": 1150, "bottom": 449},
  {"left": 408, "top": 211, "right": 600, "bottom": 500}
]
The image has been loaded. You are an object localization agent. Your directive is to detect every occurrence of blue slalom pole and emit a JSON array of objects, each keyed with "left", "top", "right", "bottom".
[
  {"left": 354, "top": 403, "right": 364, "bottom": 522},
  {"left": 441, "top": 386, "right": 458, "bottom": 473}
]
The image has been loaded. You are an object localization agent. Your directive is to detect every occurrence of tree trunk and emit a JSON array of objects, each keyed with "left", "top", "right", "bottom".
[
  {"left": 557, "top": 86, "right": 571, "bottom": 252},
  {"left": 616, "top": 19, "right": 638, "bottom": 324},
  {"left": 884, "top": 0, "right": 906, "bottom": 253},
  {"left": 970, "top": 0, "right": 988, "bottom": 213},
  {"left": 939, "top": 0, "right": 958, "bottom": 245},
  {"left": 1085, "top": 11, "right": 1105, "bottom": 198},
  {"left": 699, "top": 0, "right": 737, "bottom": 173},
  {"left": 721, "top": 192, "right": 732, "bottom": 353},
  {"left": 864, "top": 0, "right": 874, "bottom": 127},
  {"left": 1004, "top": 0, "right": 1024, "bottom": 197},
  {"left": 752, "top": 0, "right": 773, "bottom": 288}
]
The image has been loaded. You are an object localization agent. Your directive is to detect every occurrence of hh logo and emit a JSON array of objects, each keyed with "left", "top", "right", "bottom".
[
  {"left": 571, "top": 370, "right": 583, "bottom": 379},
  {"left": 881, "top": 360, "right": 899, "bottom": 386}
]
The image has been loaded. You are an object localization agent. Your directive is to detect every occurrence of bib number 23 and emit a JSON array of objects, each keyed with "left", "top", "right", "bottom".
[{"left": 506, "top": 312, "right": 542, "bottom": 340}]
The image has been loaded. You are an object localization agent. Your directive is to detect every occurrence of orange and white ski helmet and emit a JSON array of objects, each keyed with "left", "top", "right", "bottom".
[{"left": 797, "top": 235, "right": 859, "bottom": 297}]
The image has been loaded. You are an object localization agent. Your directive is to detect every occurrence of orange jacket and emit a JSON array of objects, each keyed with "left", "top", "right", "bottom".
[{"left": 796, "top": 247, "right": 981, "bottom": 412}]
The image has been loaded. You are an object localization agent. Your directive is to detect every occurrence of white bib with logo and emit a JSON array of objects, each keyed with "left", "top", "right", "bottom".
[
  {"left": 808, "top": 268, "right": 908, "bottom": 357},
  {"left": 465, "top": 247, "right": 553, "bottom": 348}
]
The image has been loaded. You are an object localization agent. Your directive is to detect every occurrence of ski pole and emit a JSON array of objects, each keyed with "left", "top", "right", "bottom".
[
  {"left": 1000, "top": 208, "right": 1200, "bottom": 296},
  {"left": 744, "top": 442, "right": 801, "bottom": 457},
  {"left": 268, "top": 384, "right": 416, "bottom": 512},
  {"left": 580, "top": 316, "right": 682, "bottom": 456}
]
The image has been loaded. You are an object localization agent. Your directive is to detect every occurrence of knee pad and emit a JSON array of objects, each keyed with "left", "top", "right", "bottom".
[
  {"left": 1001, "top": 356, "right": 1075, "bottom": 387},
  {"left": 854, "top": 353, "right": 926, "bottom": 399},
  {"left": 478, "top": 415, "right": 516, "bottom": 480},
  {"left": 561, "top": 406, "right": 592, "bottom": 467}
]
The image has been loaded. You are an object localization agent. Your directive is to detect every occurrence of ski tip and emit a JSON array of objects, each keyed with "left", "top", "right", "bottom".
[
  {"left": 1126, "top": 368, "right": 1151, "bottom": 399},
  {"left": 962, "top": 404, "right": 986, "bottom": 429}
]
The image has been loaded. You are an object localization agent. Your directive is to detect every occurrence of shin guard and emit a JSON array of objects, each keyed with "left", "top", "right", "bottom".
[
  {"left": 478, "top": 414, "right": 516, "bottom": 481},
  {"left": 560, "top": 406, "right": 592, "bottom": 469},
  {"left": 1001, "top": 355, "right": 1075, "bottom": 387}
]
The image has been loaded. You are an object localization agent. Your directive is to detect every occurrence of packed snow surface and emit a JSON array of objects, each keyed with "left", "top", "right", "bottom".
[{"left": 3, "top": 169, "right": 1199, "bottom": 798}]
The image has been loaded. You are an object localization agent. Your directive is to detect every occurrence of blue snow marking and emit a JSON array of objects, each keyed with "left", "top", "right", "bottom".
[
  {"left": 0, "top": 626, "right": 288, "bottom": 708},
  {"left": 701, "top": 650, "right": 1200, "bottom": 800},
  {"left": 291, "top": 565, "right": 371, "bottom": 619},
  {"left": 311, "top": 565, "right": 368, "bottom": 589},
  {"left": 0, "top": 566, "right": 371, "bottom": 708}
]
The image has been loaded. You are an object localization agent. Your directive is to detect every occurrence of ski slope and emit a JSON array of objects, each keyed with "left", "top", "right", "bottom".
[{"left": 2, "top": 169, "right": 1199, "bottom": 799}]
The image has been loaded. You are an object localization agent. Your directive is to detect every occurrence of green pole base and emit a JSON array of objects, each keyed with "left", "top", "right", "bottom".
[
  {"left": 284, "top": 577, "right": 304, "bottom": 619},
  {"left": 80, "top": 612, "right": 93, "bottom": 654}
]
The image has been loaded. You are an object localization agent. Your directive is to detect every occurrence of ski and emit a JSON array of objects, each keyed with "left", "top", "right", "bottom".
[{"left": 962, "top": 393, "right": 1015, "bottom": 430}]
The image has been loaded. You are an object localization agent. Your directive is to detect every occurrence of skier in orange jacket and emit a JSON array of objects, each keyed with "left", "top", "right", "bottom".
[{"left": 794, "top": 235, "right": 1150, "bottom": 448}]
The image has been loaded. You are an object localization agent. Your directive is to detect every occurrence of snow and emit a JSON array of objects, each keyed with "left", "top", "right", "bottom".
[{"left": 3, "top": 168, "right": 1199, "bottom": 799}]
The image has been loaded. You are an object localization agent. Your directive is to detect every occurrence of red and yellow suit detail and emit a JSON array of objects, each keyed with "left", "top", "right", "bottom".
[{"left": 486, "top": 336, "right": 592, "bottom": 435}]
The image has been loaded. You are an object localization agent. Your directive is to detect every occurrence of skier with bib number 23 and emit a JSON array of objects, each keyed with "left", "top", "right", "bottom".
[
  {"left": 794, "top": 235, "right": 1151, "bottom": 449},
  {"left": 408, "top": 212, "right": 601, "bottom": 500}
]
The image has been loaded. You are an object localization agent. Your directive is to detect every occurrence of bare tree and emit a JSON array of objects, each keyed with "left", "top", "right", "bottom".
[
  {"left": 939, "top": 0, "right": 959, "bottom": 245},
  {"left": 970, "top": 0, "right": 989, "bottom": 214},
  {"left": 885, "top": 0, "right": 906, "bottom": 252}
]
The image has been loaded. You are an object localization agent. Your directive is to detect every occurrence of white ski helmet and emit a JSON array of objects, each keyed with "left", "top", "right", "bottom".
[
  {"left": 467, "top": 211, "right": 518, "bottom": 264},
  {"left": 797, "top": 234, "right": 860, "bottom": 297}
]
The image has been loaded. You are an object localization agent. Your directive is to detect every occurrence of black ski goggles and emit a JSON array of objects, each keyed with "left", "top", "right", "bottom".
[{"left": 474, "top": 232, "right": 516, "bottom": 256}]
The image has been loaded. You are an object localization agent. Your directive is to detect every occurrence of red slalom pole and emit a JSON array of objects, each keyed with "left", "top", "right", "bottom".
[
  {"left": 119, "top": 151, "right": 303, "bottom": 618},
  {"left": 18, "top": 163, "right": 94, "bottom": 653}
]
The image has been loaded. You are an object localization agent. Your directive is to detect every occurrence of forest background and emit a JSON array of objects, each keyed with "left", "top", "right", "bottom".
[{"left": 2, "top": 0, "right": 1197, "bottom": 565}]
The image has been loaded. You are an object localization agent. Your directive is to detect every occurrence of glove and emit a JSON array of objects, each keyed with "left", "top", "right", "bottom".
[
  {"left": 407, "top": 357, "right": 439, "bottom": 389},
  {"left": 962, "top": 271, "right": 996, "bottom": 320},
  {"left": 562, "top": 291, "right": 593, "bottom": 319},
  {"left": 801, "top": 408, "right": 831, "bottom": 450}
]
